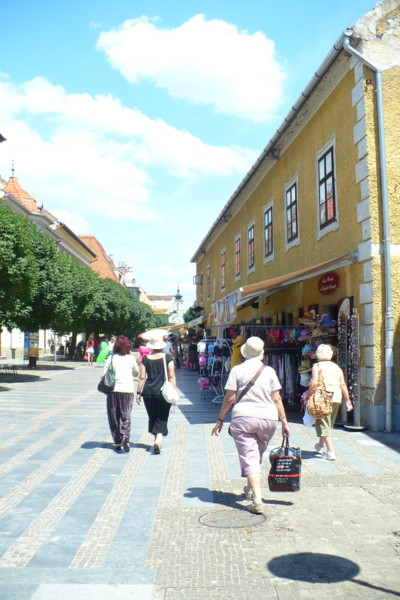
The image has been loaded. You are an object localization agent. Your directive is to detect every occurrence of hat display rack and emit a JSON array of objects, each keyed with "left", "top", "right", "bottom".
[
  {"left": 296, "top": 311, "right": 339, "bottom": 402},
  {"left": 196, "top": 338, "right": 232, "bottom": 404}
]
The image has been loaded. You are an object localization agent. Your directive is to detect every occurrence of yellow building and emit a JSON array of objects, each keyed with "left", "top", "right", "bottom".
[{"left": 191, "top": 1, "right": 400, "bottom": 431}]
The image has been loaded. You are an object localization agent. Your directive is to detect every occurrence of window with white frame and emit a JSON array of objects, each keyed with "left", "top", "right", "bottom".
[
  {"left": 234, "top": 234, "right": 241, "bottom": 280},
  {"left": 263, "top": 202, "right": 273, "bottom": 262},
  {"left": 247, "top": 221, "right": 255, "bottom": 273},
  {"left": 317, "top": 139, "right": 338, "bottom": 237},
  {"left": 220, "top": 249, "right": 226, "bottom": 291},
  {"left": 199, "top": 272, "right": 203, "bottom": 303},
  {"left": 284, "top": 175, "right": 300, "bottom": 250},
  {"left": 206, "top": 265, "right": 210, "bottom": 300}
]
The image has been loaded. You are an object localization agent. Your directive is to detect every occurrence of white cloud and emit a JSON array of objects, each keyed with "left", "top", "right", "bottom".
[
  {"left": 0, "top": 76, "right": 256, "bottom": 222},
  {"left": 97, "top": 14, "right": 286, "bottom": 122}
]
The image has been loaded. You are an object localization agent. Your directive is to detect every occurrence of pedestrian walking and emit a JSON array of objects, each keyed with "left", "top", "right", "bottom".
[
  {"left": 212, "top": 336, "right": 290, "bottom": 514},
  {"left": 305, "top": 343, "right": 353, "bottom": 460},
  {"left": 137, "top": 339, "right": 151, "bottom": 364},
  {"left": 136, "top": 332, "right": 177, "bottom": 454},
  {"left": 101, "top": 335, "right": 139, "bottom": 453},
  {"left": 188, "top": 337, "right": 199, "bottom": 371},
  {"left": 96, "top": 337, "right": 110, "bottom": 364},
  {"left": 85, "top": 337, "right": 95, "bottom": 366}
]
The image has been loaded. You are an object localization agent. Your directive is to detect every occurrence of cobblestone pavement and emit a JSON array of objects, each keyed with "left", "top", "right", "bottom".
[{"left": 0, "top": 361, "right": 399, "bottom": 599}]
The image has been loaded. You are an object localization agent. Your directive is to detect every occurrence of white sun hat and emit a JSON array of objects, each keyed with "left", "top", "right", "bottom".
[{"left": 240, "top": 336, "right": 264, "bottom": 360}]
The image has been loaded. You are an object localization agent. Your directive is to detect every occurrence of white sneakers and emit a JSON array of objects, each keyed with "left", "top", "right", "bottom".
[
  {"left": 323, "top": 451, "right": 336, "bottom": 460},
  {"left": 314, "top": 443, "right": 324, "bottom": 454},
  {"left": 248, "top": 501, "right": 264, "bottom": 514}
]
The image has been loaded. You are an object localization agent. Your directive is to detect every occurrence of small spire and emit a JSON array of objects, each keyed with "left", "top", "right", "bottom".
[{"left": 11, "top": 160, "right": 15, "bottom": 177}]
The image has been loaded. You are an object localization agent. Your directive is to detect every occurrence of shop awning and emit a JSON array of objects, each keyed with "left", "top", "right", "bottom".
[
  {"left": 239, "top": 253, "right": 358, "bottom": 300},
  {"left": 236, "top": 290, "right": 269, "bottom": 310},
  {"left": 187, "top": 315, "right": 207, "bottom": 327}
]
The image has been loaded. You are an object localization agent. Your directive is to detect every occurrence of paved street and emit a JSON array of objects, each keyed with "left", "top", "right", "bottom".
[{"left": 0, "top": 360, "right": 399, "bottom": 600}]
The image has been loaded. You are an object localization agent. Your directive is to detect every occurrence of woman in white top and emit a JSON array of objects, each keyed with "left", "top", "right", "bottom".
[
  {"left": 101, "top": 335, "right": 138, "bottom": 453},
  {"left": 306, "top": 344, "right": 353, "bottom": 461},
  {"left": 212, "top": 337, "right": 290, "bottom": 515}
]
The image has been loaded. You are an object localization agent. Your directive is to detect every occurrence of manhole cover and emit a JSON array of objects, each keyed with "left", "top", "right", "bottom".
[{"left": 199, "top": 509, "right": 266, "bottom": 528}]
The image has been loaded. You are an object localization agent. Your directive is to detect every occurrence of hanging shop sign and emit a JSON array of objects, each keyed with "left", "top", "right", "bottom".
[
  {"left": 318, "top": 272, "right": 340, "bottom": 295},
  {"left": 212, "top": 291, "right": 237, "bottom": 326}
]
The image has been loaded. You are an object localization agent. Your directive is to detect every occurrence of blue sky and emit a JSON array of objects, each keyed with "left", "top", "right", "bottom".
[{"left": 0, "top": 0, "right": 375, "bottom": 310}]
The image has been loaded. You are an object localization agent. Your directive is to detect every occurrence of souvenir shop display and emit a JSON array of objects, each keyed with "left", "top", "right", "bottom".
[
  {"left": 197, "top": 338, "right": 232, "bottom": 404},
  {"left": 296, "top": 313, "right": 339, "bottom": 401},
  {"left": 241, "top": 324, "right": 302, "bottom": 406}
]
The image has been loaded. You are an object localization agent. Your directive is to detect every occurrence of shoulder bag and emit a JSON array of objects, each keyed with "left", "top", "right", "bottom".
[
  {"left": 228, "top": 363, "right": 266, "bottom": 435},
  {"left": 306, "top": 365, "right": 333, "bottom": 419},
  {"left": 160, "top": 355, "right": 179, "bottom": 404},
  {"left": 97, "top": 355, "right": 115, "bottom": 394}
]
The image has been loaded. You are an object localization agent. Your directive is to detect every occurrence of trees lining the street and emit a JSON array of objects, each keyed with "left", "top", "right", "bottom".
[{"left": 0, "top": 204, "right": 156, "bottom": 349}]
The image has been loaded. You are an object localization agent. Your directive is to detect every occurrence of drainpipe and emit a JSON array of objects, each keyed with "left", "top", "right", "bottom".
[{"left": 343, "top": 30, "right": 394, "bottom": 432}]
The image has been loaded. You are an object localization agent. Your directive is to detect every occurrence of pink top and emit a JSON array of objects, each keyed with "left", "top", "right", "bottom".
[{"left": 138, "top": 346, "right": 151, "bottom": 358}]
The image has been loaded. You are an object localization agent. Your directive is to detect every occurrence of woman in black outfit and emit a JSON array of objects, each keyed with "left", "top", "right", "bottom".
[{"left": 136, "top": 333, "right": 177, "bottom": 454}]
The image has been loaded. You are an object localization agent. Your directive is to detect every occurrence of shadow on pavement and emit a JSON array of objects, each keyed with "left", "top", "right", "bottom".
[
  {"left": 267, "top": 552, "right": 400, "bottom": 596},
  {"left": 81, "top": 440, "right": 152, "bottom": 452},
  {"left": 0, "top": 374, "right": 50, "bottom": 387},
  {"left": 185, "top": 487, "right": 294, "bottom": 510}
]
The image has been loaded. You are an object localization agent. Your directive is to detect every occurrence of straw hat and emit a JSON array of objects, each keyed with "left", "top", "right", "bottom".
[
  {"left": 310, "top": 328, "right": 324, "bottom": 338},
  {"left": 241, "top": 336, "right": 264, "bottom": 360},
  {"left": 146, "top": 334, "right": 167, "bottom": 350}
]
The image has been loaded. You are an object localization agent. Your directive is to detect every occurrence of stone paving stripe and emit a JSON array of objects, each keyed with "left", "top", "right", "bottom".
[
  {"left": 145, "top": 422, "right": 188, "bottom": 575},
  {"left": 341, "top": 432, "right": 400, "bottom": 473},
  {"left": 0, "top": 418, "right": 36, "bottom": 435},
  {"left": 70, "top": 431, "right": 152, "bottom": 569},
  {"left": 0, "top": 446, "right": 110, "bottom": 567},
  {"left": 30, "top": 583, "right": 160, "bottom": 600},
  {"left": 102, "top": 426, "right": 179, "bottom": 571},
  {"left": 183, "top": 423, "right": 214, "bottom": 507},
  {"left": 0, "top": 421, "right": 49, "bottom": 454},
  {"left": 0, "top": 423, "right": 102, "bottom": 518},
  {"left": 30, "top": 389, "right": 98, "bottom": 423},
  {"left": 0, "top": 423, "right": 74, "bottom": 477}
]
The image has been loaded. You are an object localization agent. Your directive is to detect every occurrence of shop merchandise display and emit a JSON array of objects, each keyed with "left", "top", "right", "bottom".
[{"left": 197, "top": 338, "right": 231, "bottom": 403}]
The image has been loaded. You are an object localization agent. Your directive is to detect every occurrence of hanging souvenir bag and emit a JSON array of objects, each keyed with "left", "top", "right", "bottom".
[
  {"left": 306, "top": 365, "right": 333, "bottom": 419},
  {"left": 268, "top": 437, "right": 301, "bottom": 492},
  {"left": 97, "top": 355, "right": 115, "bottom": 394}
]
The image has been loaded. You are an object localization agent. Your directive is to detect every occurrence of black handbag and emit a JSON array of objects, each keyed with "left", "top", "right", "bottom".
[
  {"left": 268, "top": 437, "right": 301, "bottom": 492},
  {"left": 97, "top": 355, "right": 115, "bottom": 394}
]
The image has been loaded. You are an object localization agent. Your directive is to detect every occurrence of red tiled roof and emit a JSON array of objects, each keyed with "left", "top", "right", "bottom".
[
  {"left": 4, "top": 177, "right": 40, "bottom": 212},
  {"left": 79, "top": 235, "right": 119, "bottom": 283},
  {"left": 147, "top": 295, "right": 174, "bottom": 301}
]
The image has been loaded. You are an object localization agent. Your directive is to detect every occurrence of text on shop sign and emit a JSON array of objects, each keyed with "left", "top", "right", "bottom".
[{"left": 318, "top": 272, "right": 339, "bottom": 295}]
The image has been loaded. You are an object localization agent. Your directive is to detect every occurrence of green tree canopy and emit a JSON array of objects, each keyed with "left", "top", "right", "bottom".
[{"left": 0, "top": 205, "right": 57, "bottom": 330}]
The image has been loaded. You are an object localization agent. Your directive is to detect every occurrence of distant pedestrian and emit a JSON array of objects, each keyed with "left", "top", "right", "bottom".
[
  {"left": 85, "top": 337, "right": 95, "bottom": 366},
  {"left": 161, "top": 334, "right": 172, "bottom": 354},
  {"left": 136, "top": 332, "right": 177, "bottom": 454},
  {"left": 137, "top": 339, "right": 151, "bottom": 364},
  {"left": 212, "top": 337, "right": 290, "bottom": 514},
  {"left": 101, "top": 335, "right": 139, "bottom": 453},
  {"left": 305, "top": 344, "right": 352, "bottom": 460},
  {"left": 96, "top": 337, "right": 110, "bottom": 364},
  {"left": 188, "top": 338, "right": 198, "bottom": 371}
]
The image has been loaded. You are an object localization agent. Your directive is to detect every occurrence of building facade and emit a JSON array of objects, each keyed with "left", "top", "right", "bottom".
[{"left": 191, "top": 1, "right": 400, "bottom": 431}]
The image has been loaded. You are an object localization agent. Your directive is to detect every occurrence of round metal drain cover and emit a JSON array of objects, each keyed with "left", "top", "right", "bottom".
[{"left": 199, "top": 509, "right": 266, "bottom": 528}]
